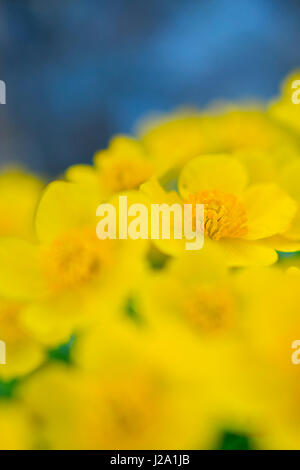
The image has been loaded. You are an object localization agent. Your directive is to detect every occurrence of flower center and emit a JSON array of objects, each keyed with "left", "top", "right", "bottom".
[
  {"left": 42, "top": 228, "right": 114, "bottom": 292},
  {"left": 185, "top": 285, "right": 234, "bottom": 333},
  {"left": 185, "top": 189, "right": 248, "bottom": 240},
  {"left": 101, "top": 159, "right": 153, "bottom": 193}
]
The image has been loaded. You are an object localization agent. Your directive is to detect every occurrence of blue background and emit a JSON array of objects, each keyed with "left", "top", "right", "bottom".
[{"left": 0, "top": 0, "right": 299, "bottom": 176}]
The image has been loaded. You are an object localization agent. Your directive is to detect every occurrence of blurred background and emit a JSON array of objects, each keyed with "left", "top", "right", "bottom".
[{"left": 0, "top": 0, "right": 300, "bottom": 177}]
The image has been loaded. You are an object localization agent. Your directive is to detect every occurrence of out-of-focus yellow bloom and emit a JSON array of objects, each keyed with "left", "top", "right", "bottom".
[
  {"left": 139, "top": 108, "right": 300, "bottom": 175},
  {"left": 136, "top": 246, "right": 276, "bottom": 441},
  {"left": 139, "top": 111, "right": 217, "bottom": 174},
  {"left": 229, "top": 267, "right": 300, "bottom": 449},
  {"left": 0, "top": 169, "right": 44, "bottom": 379},
  {"left": 21, "top": 325, "right": 216, "bottom": 450},
  {"left": 0, "top": 403, "right": 31, "bottom": 450},
  {"left": 0, "top": 298, "right": 44, "bottom": 379},
  {"left": 0, "top": 182, "right": 146, "bottom": 346},
  {"left": 230, "top": 146, "right": 299, "bottom": 187},
  {"left": 66, "top": 136, "right": 155, "bottom": 197},
  {"left": 139, "top": 245, "right": 234, "bottom": 341},
  {"left": 269, "top": 70, "right": 300, "bottom": 136},
  {"left": 0, "top": 169, "right": 44, "bottom": 240},
  {"left": 141, "top": 154, "right": 298, "bottom": 265},
  {"left": 210, "top": 107, "right": 299, "bottom": 153}
]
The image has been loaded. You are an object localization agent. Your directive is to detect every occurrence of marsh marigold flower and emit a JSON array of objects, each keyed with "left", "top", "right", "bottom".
[
  {"left": 141, "top": 154, "right": 298, "bottom": 266},
  {"left": 0, "top": 181, "right": 146, "bottom": 346},
  {"left": 66, "top": 136, "right": 155, "bottom": 197}
]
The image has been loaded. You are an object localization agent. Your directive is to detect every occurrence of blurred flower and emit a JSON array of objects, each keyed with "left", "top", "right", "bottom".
[
  {"left": 139, "top": 107, "right": 300, "bottom": 177},
  {"left": 0, "top": 181, "right": 146, "bottom": 346},
  {"left": 229, "top": 267, "right": 300, "bottom": 449},
  {"left": 66, "top": 136, "right": 155, "bottom": 198},
  {"left": 21, "top": 329, "right": 216, "bottom": 450},
  {"left": 138, "top": 111, "right": 217, "bottom": 174}
]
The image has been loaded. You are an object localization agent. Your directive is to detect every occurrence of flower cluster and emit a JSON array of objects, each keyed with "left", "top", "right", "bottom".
[{"left": 0, "top": 72, "right": 300, "bottom": 450}]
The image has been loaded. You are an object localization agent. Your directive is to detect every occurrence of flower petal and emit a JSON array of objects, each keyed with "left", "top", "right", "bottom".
[
  {"left": 262, "top": 235, "right": 300, "bottom": 253},
  {"left": 217, "top": 239, "right": 278, "bottom": 267},
  {"left": 178, "top": 155, "right": 248, "bottom": 199},
  {"left": 36, "top": 181, "right": 101, "bottom": 243},
  {"left": 65, "top": 165, "right": 99, "bottom": 186},
  {"left": 0, "top": 239, "right": 45, "bottom": 300},
  {"left": 244, "top": 183, "right": 297, "bottom": 240},
  {"left": 280, "top": 159, "right": 300, "bottom": 201}
]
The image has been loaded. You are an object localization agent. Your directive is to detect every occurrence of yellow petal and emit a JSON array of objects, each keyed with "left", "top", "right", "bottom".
[
  {"left": 21, "top": 296, "right": 84, "bottom": 346},
  {"left": 65, "top": 164, "right": 99, "bottom": 186},
  {"left": 178, "top": 155, "right": 248, "bottom": 198},
  {"left": 284, "top": 206, "right": 300, "bottom": 240},
  {"left": 244, "top": 183, "right": 297, "bottom": 240},
  {"left": 262, "top": 235, "right": 300, "bottom": 253},
  {"left": 280, "top": 159, "right": 300, "bottom": 201},
  {"left": 217, "top": 239, "right": 278, "bottom": 267},
  {"left": 141, "top": 178, "right": 182, "bottom": 205},
  {"left": 94, "top": 135, "right": 146, "bottom": 165},
  {"left": 36, "top": 181, "right": 101, "bottom": 243},
  {"left": 0, "top": 338, "right": 44, "bottom": 380},
  {"left": 0, "top": 239, "right": 45, "bottom": 300}
]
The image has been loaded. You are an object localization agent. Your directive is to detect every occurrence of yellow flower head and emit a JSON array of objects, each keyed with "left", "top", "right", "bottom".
[
  {"left": 0, "top": 182, "right": 147, "bottom": 345},
  {"left": 141, "top": 153, "right": 298, "bottom": 266},
  {"left": 139, "top": 107, "right": 300, "bottom": 178},
  {"left": 211, "top": 107, "right": 299, "bottom": 153},
  {"left": 229, "top": 267, "right": 300, "bottom": 449},
  {"left": 21, "top": 326, "right": 216, "bottom": 450},
  {"left": 66, "top": 136, "right": 154, "bottom": 197},
  {"left": 139, "top": 111, "right": 217, "bottom": 172}
]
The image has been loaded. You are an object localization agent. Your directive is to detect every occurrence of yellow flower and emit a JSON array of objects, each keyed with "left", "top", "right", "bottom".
[
  {"left": 66, "top": 136, "right": 155, "bottom": 197},
  {"left": 136, "top": 245, "right": 274, "bottom": 438},
  {"left": 0, "top": 182, "right": 146, "bottom": 346},
  {"left": 139, "top": 111, "right": 217, "bottom": 174},
  {"left": 141, "top": 154, "right": 297, "bottom": 266},
  {"left": 21, "top": 327, "right": 216, "bottom": 450},
  {"left": 230, "top": 267, "right": 300, "bottom": 449},
  {"left": 0, "top": 169, "right": 44, "bottom": 240},
  {"left": 139, "top": 107, "right": 300, "bottom": 176},
  {"left": 211, "top": 107, "right": 299, "bottom": 153},
  {"left": 137, "top": 248, "right": 300, "bottom": 447},
  {"left": 269, "top": 70, "right": 300, "bottom": 136}
]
